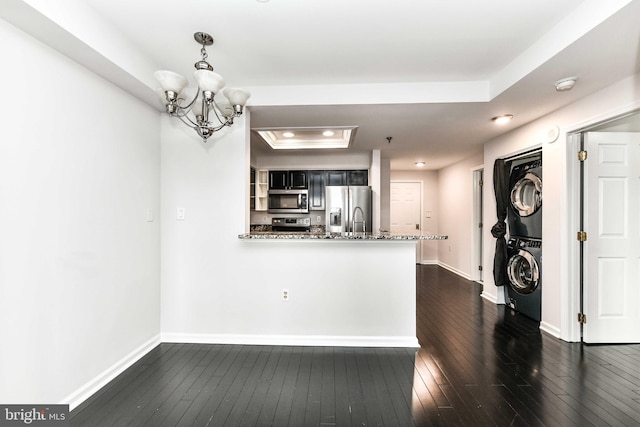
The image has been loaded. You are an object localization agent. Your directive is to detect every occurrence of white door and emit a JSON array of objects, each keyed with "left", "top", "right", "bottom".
[
  {"left": 390, "top": 181, "right": 422, "bottom": 263},
  {"left": 584, "top": 132, "right": 640, "bottom": 343},
  {"left": 473, "top": 169, "right": 484, "bottom": 282}
]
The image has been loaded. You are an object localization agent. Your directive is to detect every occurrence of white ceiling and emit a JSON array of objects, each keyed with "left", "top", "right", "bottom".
[{"left": 12, "top": 0, "right": 640, "bottom": 169}]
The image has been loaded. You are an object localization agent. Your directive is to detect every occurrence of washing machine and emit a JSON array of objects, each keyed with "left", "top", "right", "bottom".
[
  {"left": 508, "top": 154, "right": 542, "bottom": 239},
  {"left": 504, "top": 237, "right": 542, "bottom": 322}
]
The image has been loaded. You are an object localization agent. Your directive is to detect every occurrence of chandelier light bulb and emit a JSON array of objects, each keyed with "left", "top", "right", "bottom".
[
  {"left": 223, "top": 88, "right": 251, "bottom": 107},
  {"left": 154, "top": 70, "right": 188, "bottom": 95},
  {"left": 193, "top": 69, "right": 225, "bottom": 94}
]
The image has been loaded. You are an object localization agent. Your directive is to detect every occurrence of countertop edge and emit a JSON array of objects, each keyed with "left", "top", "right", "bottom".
[{"left": 238, "top": 233, "right": 448, "bottom": 241}]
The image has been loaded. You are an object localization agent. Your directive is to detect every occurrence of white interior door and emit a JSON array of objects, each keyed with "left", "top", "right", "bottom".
[
  {"left": 584, "top": 132, "right": 640, "bottom": 343},
  {"left": 473, "top": 169, "right": 484, "bottom": 282},
  {"left": 390, "top": 181, "right": 422, "bottom": 263}
]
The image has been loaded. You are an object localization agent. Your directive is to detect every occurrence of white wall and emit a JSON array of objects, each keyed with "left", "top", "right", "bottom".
[
  {"left": 160, "top": 113, "right": 250, "bottom": 336},
  {"left": 436, "top": 152, "right": 484, "bottom": 278},
  {"left": 0, "top": 20, "right": 161, "bottom": 406},
  {"left": 390, "top": 170, "right": 440, "bottom": 263},
  {"left": 482, "top": 73, "right": 640, "bottom": 341}
]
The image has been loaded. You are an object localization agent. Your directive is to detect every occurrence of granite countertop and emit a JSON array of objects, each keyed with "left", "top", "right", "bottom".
[{"left": 238, "top": 232, "right": 448, "bottom": 240}]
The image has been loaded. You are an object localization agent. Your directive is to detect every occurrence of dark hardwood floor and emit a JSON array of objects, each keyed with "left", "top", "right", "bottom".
[{"left": 71, "top": 265, "right": 640, "bottom": 426}]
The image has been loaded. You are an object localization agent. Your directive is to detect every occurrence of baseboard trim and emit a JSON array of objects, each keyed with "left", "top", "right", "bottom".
[
  {"left": 437, "top": 262, "right": 471, "bottom": 280},
  {"left": 161, "top": 333, "right": 420, "bottom": 348},
  {"left": 63, "top": 334, "right": 161, "bottom": 411},
  {"left": 540, "top": 321, "right": 561, "bottom": 339},
  {"left": 480, "top": 291, "right": 499, "bottom": 304}
]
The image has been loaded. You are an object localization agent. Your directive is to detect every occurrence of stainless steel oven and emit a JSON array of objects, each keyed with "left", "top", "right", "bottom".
[{"left": 268, "top": 189, "right": 309, "bottom": 213}]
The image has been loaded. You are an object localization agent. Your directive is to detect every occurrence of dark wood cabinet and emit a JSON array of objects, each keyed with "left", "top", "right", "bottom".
[
  {"left": 325, "top": 170, "right": 368, "bottom": 187},
  {"left": 325, "top": 170, "right": 347, "bottom": 186},
  {"left": 289, "top": 170, "right": 308, "bottom": 189},
  {"left": 308, "top": 171, "right": 326, "bottom": 210},
  {"left": 347, "top": 170, "right": 368, "bottom": 186},
  {"left": 269, "top": 170, "right": 308, "bottom": 189},
  {"left": 269, "top": 170, "right": 288, "bottom": 189}
]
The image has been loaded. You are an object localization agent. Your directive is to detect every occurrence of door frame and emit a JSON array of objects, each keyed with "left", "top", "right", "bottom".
[
  {"left": 471, "top": 166, "right": 484, "bottom": 283},
  {"left": 390, "top": 180, "right": 423, "bottom": 263},
  {"left": 566, "top": 105, "right": 640, "bottom": 342}
]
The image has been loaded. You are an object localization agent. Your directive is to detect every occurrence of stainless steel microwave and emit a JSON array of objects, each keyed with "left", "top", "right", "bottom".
[{"left": 268, "top": 189, "right": 308, "bottom": 213}]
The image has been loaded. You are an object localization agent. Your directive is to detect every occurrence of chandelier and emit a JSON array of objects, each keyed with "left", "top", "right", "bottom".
[{"left": 154, "top": 32, "right": 251, "bottom": 142}]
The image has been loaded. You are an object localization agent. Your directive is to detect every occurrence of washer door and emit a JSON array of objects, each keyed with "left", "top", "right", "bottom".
[
  {"left": 507, "top": 249, "right": 540, "bottom": 294},
  {"left": 510, "top": 172, "right": 542, "bottom": 217}
]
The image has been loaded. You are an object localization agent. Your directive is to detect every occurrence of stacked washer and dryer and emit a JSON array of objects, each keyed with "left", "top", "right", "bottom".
[{"left": 505, "top": 152, "right": 543, "bottom": 321}]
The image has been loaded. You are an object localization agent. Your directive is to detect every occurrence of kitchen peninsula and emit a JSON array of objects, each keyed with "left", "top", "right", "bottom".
[{"left": 238, "top": 232, "right": 447, "bottom": 347}]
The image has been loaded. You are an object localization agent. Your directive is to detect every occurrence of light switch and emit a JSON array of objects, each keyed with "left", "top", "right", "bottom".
[
  {"left": 145, "top": 209, "right": 154, "bottom": 222},
  {"left": 177, "top": 208, "right": 185, "bottom": 220},
  {"left": 426, "top": 211, "right": 432, "bottom": 218}
]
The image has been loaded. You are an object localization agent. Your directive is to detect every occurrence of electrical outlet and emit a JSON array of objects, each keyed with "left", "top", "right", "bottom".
[
  {"left": 282, "top": 289, "right": 289, "bottom": 301},
  {"left": 177, "top": 208, "right": 185, "bottom": 220},
  {"left": 448, "top": 245, "right": 452, "bottom": 252},
  {"left": 316, "top": 215, "right": 321, "bottom": 222}
]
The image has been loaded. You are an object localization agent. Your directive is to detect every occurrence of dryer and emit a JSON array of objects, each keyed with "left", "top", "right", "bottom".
[
  {"left": 505, "top": 237, "right": 542, "bottom": 322},
  {"left": 508, "top": 154, "right": 542, "bottom": 239}
]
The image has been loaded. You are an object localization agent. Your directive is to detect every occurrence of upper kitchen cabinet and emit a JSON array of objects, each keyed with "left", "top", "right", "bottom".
[
  {"left": 325, "top": 170, "right": 347, "bottom": 186},
  {"left": 347, "top": 170, "right": 368, "bottom": 186},
  {"left": 308, "top": 170, "right": 326, "bottom": 211},
  {"left": 325, "top": 170, "right": 368, "bottom": 186},
  {"left": 290, "top": 170, "right": 308, "bottom": 189},
  {"left": 269, "top": 170, "right": 308, "bottom": 190}
]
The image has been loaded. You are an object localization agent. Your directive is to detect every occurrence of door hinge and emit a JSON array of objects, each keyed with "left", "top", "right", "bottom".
[
  {"left": 578, "top": 150, "right": 588, "bottom": 161},
  {"left": 478, "top": 265, "right": 483, "bottom": 271},
  {"left": 479, "top": 222, "right": 483, "bottom": 228},
  {"left": 578, "top": 313, "right": 587, "bottom": 324},
  {"left": 479, "top": 179, "right": 484, "bottom": 187},
  {"left": 577, "top": 231, "right": 587, "bottom": 242}
]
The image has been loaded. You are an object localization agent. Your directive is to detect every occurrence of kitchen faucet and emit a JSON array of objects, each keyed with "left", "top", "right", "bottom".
[{"left": 352, "top": 206, "right": 366, "bottom": 234}]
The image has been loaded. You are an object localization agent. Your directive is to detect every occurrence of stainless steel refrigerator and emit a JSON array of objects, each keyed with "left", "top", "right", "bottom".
[{"left": 325, "top": 186, "right": 372, "bottom": 235}]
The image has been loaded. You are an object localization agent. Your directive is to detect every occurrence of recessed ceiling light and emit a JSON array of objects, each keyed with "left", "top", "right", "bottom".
[
  {"left": 555, "top": 76, "right": 578, "bottom": 91},
  {"left": 322, "top": 130, "right": 335, "bottom": 137},
  {"left": 282, "top": 131, "right": 295, "bottom": 138},
  {"left": 415, "top": 162, "right": 426, "bottom": 167},
  {"left": 491, "top": 114, "right": 514, "bottom": 124}
]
